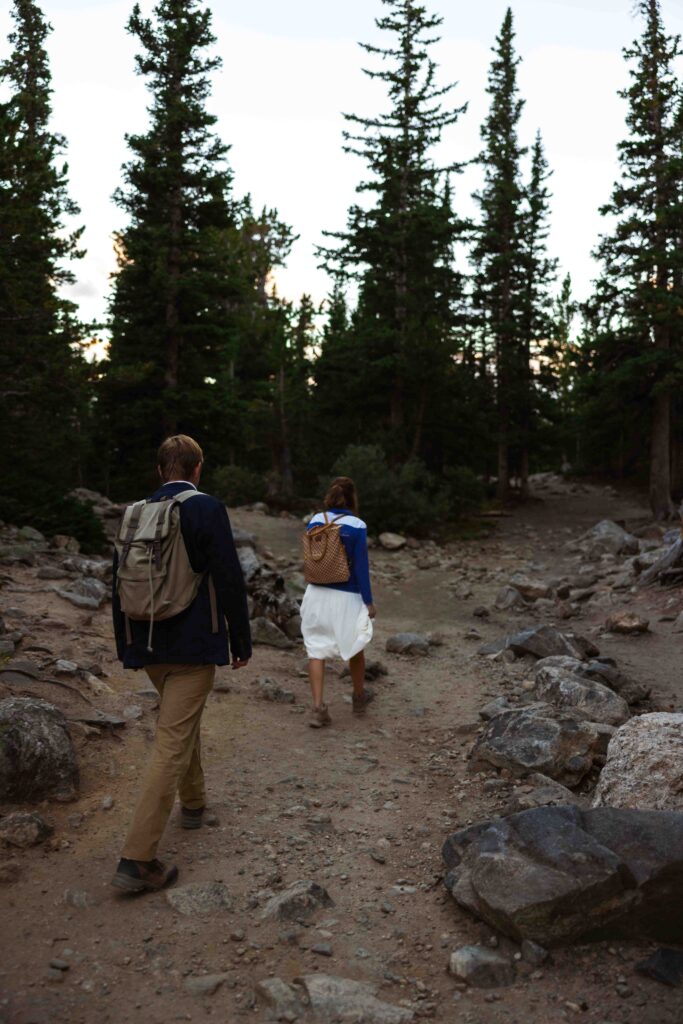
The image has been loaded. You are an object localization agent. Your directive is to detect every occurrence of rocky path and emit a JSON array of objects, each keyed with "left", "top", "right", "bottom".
[{"left": 1, "top": 479, "right": 683, "bottom": 1024}]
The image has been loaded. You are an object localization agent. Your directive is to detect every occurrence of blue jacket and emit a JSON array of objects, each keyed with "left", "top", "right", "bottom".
[
  {"left": 306, "top": 509, "right": 374, "bottom": 605},
  {"left": 112, "top": 482, "right": 252, "bottom": 668}
]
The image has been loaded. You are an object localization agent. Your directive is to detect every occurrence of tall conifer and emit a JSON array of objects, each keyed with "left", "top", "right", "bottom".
[
  {"left": 591, "top": 0, "right": 683, "bottom": 518},
  {"left": 0, "top": 0, "right": 85, "bottom": 514},
  {"left": 471, "top": 8, "right": 527, "bottom": 500},
  {"left": 101, "top": 0, "right": 238, "bottom": 494},
  {"left": 321, "top": 0, "right": 466, "bottom": 464}
]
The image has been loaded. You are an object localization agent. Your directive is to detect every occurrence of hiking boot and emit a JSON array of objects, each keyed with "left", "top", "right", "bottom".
[
  {"left": 111, "top": 857, "right": 179, "bottom": 893},
  {"left": 180, "top": 806, "right": 205, "bottom": 830},
  {"left": 309, "top": 704, "right": 332, "bottom": 728},
  {"left": 352, "top": 688, "right": 375, "bottom": 714}
]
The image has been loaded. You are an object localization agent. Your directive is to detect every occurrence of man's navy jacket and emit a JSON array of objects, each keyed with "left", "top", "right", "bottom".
[{"left": 112, "top": 481, "right": 252, "bottom": 668}]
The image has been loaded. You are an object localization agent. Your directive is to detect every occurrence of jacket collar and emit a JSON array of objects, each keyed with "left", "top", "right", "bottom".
[{"left": 149, "top": 481, "right": 198, "bottom": 501}]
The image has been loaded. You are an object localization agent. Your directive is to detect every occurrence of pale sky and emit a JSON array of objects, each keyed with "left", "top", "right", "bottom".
[{"left": 3, "top": 0, "right": 683, "bottom": 326}]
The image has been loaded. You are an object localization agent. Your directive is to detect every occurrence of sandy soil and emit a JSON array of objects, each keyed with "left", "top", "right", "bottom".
[{"left": 1, "top": 482, "right": 682, "bottom": 1024}]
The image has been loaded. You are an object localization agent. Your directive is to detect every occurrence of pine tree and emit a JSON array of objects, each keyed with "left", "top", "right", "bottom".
[
  {"left": 0, "top": 0, "right": 86, "bottom": 516},
  {"left": 320, "top": 0, "right": 467, "bottom": 464},
  {"left": 591, "top": 0, "right": 683, "bottom": 518},
  {"left": 100, "top": 0, "right": 239, "bottom": 495},
  {"left": 518, "top": 130, "right": 557, "bottom": 493},
  {"left": 471, "top": 7, "right": 528, "bottom": 500}
]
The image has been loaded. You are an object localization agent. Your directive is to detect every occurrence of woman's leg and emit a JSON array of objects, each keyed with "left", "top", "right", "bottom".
[
  {"left": 308, "top": 658, "right": 325, "bottom": 708},
  {"left": 349, "top": 651, "right": 365, "bottom": 698}
]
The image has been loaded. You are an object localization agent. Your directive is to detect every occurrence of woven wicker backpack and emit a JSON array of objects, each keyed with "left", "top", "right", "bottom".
[{"left": 303, "top": 512, "right": 351, "bottom": 585}]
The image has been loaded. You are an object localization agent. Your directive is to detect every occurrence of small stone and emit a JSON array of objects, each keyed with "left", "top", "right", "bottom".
[
  {"left": 55, "top": 659, "right": 78, "bottom": 675},
  {"left": 49, "top": 959, "right": 69, "bottom": 971},
  {"left": 605, "top": 611, "right": 649, "bottom": 635},
  {"left": 166, "top": 881, "right": 233, "bottom": 916},
  {"left": 184, "top": 974, "right": 230, "bottom": 997},
  {"left": 520, "top": 940, "right": 548, "bottom": 966},
  {"left": 636, "top": 947, "right": 683, "bottom": 987},
  {"left": 379, "top": 532, "right": 407, "bottom": 551},
  {"left": 312, "top": 942, "right": 333, "bottom": 957},
  {"left": 205, "top": 812, "right": 219, "bottom": 827},
  {"left": 448, "top": 946, "right": 515, "bottom": 988},
  {"left": 473, "top": 606, "right": 490, "bottom": 619},
  {"left": 369, "top": 849, "right": 386, "bottom": 864},
  {"left": 122, "top": 704, "right": 143, "bottom": 720},
  {"left": 261, "top": 879, "right": 333, "bottom": 921},
  {"left": 385, "top": 633, "right": 430, "bottom": 656},
  {"left": 0, "top": 812, "right": 53, "bottom": 848},
  {"left": 101, "top": 795, "right": 114, "bottom": 811}
]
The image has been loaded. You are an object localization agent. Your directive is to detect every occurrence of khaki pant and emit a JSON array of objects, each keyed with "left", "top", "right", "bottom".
[{"left": 122, "top": 663, "right": 215, "bottom": 862}]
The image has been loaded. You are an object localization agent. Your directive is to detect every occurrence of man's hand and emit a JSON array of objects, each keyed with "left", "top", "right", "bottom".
[
  {"left": 367, "top": 603, "right": 377, "bottom": 619},
  {"left": 232, "top": 658, "right": 250, "bottom": 670}
]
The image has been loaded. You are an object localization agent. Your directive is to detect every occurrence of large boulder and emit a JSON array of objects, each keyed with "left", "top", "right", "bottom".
[
  {"left": 534, "top": 655, "right": 649, "bottom": 706},
  {"left": 258, "top": 974, "right": 414, "bottom": 1023},
  {"left": 443, "top": 805, "right": 683, "bottom": 946},
  {"left": 534, "top": 661, "right": 629, "bottom": 727},
  {"left": 592, "top": 713, "right": 683, "bottom": 812},
  {"left": 238, "top": 546, "right": 261, "bottom": 581},
  {"left": 0, "top": 698, "right": 79, "bottom": 802},
  {"left": 471, "top": 703, "right": 607, "bottom": 786},
  {"left": 580, "top": 520, "right": 639, "bottom": 557},
  {"left": 505, "top": 625, "right": 588, "bottom": 661},
  {"left": 250, "top": 617, "right": 294, "bottom": 649}
]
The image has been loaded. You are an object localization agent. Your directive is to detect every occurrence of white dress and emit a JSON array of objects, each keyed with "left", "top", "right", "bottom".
[{"left": 301, "top": 585, "right": 373, "bottom": 661}]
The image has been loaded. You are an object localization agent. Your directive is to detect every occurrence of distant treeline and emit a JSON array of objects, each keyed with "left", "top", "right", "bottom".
[{"left": 1, "top": 0, "right": 683, "bottom": 541}]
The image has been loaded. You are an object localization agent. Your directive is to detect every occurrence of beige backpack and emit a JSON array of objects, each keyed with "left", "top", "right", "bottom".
[
  {"left": 115, "top": 490, "right": 217, "bottom": 652},
  {"left": 303, "top": 512, "right": 351, "bottom": 585}
]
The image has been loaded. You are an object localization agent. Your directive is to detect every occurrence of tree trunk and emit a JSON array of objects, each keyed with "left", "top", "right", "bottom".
[{"left": 650, "top": 388, "right": 674, "bottom": 519}]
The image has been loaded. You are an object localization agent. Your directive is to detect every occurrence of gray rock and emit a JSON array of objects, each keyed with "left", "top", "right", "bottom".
[
  {"left": 443, "top": 805, "right": 683, "bottom": 946},
  {"left": 184, "top": 974, "right": 230, "bottom": 997},
  {"left": 480, "top": 697, "right": 513, "bottom": 720},
  {"left": 509, "top": 574, "right": 552, "bottom": 601},
  {"left": 283, "top": 614, "right": 302, "bottom": 640},
  {"left": 251, "top": 617, "right": 294, "bottom": 649},
  {"left": 506, "top": 625, "right": 586, "bottom": 661},
  {"left": 0, "top": 697, "right": 79, "bottom": 802},
  {"left": 257, "top": 677, "right": 295, "bottom": 704},
  {"left": 536, "top": 656, "right": 649, "bottom": 705},
  {"left": 592, "top": 713, "right": 683, "bottom": 812},
  {"left": 298, "top": 974, "right": 414, "bottom": 1023},
  {"left": 55, "top": 659, "right": 78, "bottom": 675},
  {"left": 166, "top": 881, "right": 233, "bottom": 916},
  {"left": 257, "top": 976, "right": 305, "bottom": 1018},
  {"left": 0, "top": 811, "right": 53, "bottom": 848},
  {"left": 18, "top": 526, "right": 45, "bottom": 543},
  {"left": 36, "top": 567, "right": 69, "bottom": 580},
  {"left": 238, "top": 546, "right": 261, "bottom": 581},
  {"left": 260, "top": 879, "right": 333, "bottom": 921},
  {"left": 471, "top": 703, "right": 605, "bottom": 786},
  {"left": 580, "top": 520, "right": 639, "bottom": 557},
  {"left": 507, "top": 773, "right": 585, "bottom": 813},
  {"left": 312, "top": 942, "right": 333, "bottom": 956},
  {"left": 55, "top": 576, "right": 108, "bottom": 609},
  {"left": 521, "top": 940, "right": 549, "bottom": 965},
  {"left": 494, "top": 586, "right": 528, "bottom": 611},
  {"left": 385, "top": 633, "right": 430, "bottom": 656},
  {"left": 534, "top": 662, "right": 629, "bottom": 727},
  {"left": 232, "top": 528, "right": 257, "bottom": 549},
  {"left": 448, "top": 945, "right": 515, "bottom": 988},
  {"left": 379, "top": 532, "right": 407, "bottom": 551}
]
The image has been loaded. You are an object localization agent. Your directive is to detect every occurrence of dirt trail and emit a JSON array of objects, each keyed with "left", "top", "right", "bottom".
[{"left": 1, "top": 483, "right": 683, "bottom": 1024}]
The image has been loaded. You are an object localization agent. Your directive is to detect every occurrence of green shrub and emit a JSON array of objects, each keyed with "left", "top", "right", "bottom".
[
  {"left": 211, "top": 465, "right": 267, "bottom": 507},
  {"left": 327, "top": 445, "right": 480, "bottom": 535},
  {"left": 0, "top": 491, "right": 107, "bottom": 554}
]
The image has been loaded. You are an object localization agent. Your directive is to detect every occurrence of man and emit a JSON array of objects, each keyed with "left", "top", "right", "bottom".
[{"left": 111, "top": 434, "right": 252, "bottom": 892}]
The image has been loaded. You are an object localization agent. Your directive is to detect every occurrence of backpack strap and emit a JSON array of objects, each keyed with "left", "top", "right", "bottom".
[
  {"left": 208, "top": 575, "right": 218, "bottom": 634},
  {"left": 120, "top": 500, "right": 146, "bottom": 566}
]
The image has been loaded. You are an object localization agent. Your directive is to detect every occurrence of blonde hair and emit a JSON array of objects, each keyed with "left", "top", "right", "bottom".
[{"left": 157, "top": 434, "right": 203, "bottom": 482}]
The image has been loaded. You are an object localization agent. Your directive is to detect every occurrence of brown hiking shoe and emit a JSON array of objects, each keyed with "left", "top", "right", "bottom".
[
  {"left": 111, "top": 858, "right": 179, "bottom": 893},
  {"left": 352, "top": 688, "right": 375, "bottom": 714},
  {"left": 309, "top": 704, "right": 332, "bottom": 728},
  {"left": 180, "top": 806, "right": 205, "bottom": 830}
]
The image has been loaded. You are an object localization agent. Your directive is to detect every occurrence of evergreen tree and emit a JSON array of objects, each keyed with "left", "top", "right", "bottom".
[
  {"left": 518, "top": 130, "right": 557, "bottom": 493},
  {"left": 100, "top": 0, "right": 240, "bottom": 495},
  {"left": 471, "top": 7, "right": 527, "bottom": 500},
  {"left": 590, "top": 0, "right": 683, "bottom": 518},
  {"left": 320, "top": 0, "right": 467, "bottom": 465},
  {"left": 0, "top": 0, "right": 86, "bottom": 517}
]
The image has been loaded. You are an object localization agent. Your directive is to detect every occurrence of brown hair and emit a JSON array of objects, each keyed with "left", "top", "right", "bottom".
[
  {"left": 157, "top": 434, "right": 203, "bottom": 482},
  {"left": 323, "top": 476, "right": 358, "bottom": 514}
]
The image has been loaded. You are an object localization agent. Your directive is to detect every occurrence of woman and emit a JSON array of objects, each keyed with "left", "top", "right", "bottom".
[{"left": 301, "top": 476, "right": 376, "bottom": 728}]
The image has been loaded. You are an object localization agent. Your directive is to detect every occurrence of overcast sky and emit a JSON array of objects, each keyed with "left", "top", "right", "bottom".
[{"left": 3, "top": 0, "right": 683, "bottom": 326}]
